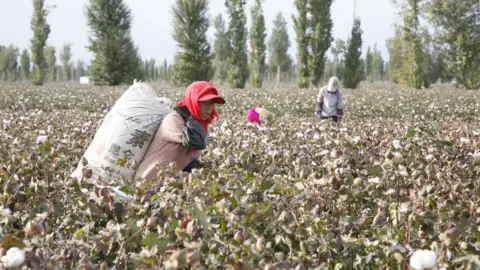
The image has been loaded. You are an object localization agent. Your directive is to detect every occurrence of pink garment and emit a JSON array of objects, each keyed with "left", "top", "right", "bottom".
[{"left": 246, "top": 107, "right": 260, "bottom": 123}]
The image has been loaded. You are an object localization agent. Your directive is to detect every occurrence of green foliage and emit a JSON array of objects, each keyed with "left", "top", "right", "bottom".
[
  {"left": 20, "top": 49, "right": 31, "bottom": 80},
  {"left": 213, "top": 14, "right": 228, "bottom": 85},
  {"left": 421, "top": 28, "right": 452, "bottom": 84},
  {"left": 75, "top": 59, "right": 86, "bottom": 81},
  {"left": 330, "top": 39, "right": 345, "bottom": 61},
  {"left": 86, "top": 0, "right": 143, "bottom": 86},
  {"left": 386, "top": 26, "right": 404, "bottom": 83},
  {"left": 149, "top": 59, "right": 156, "bottom": 81},
  {"left": 359, "top": 58, "right": 366, "bottom": 80},
  {"left": 163, "top": 59, "right": 169, "bottom": 82},
  {"left": 45, "top": 45, "right": 56, "bottom": 82},
  {"left": 292, "top": 0, "right": 309, "bottom": 88},
  {"left": 325, "top": 39, "right": 346, "bottom": 81},
  {"left": 0, "top": 45, "right": 20, "bottom": 82},
  {"left": 142, "top": 59, "right": 156, "bottom": 82},
  {"left": 30, "top": 0, "right": 51, "bottom": 86},
  {"left": 169, "top": 0, "right": 213, "bottom": 87},
  {"left": 387, "top": 15, "right": 429, "bottom": 89},
  {"left": 225, "top": 0, "right": 249, "bottom": 89},
  {"left": 59, "top": 44, "right": 72, "bottom": 81},
  {"left": 371, "top": 44, "right": 385, "bottom": 81},
  {"left": 343, "top": 18, "right": 363, "bottom": 89},
  {"left": 400, "top": 0, "right": 429, "bottom": 89},
  {"left": 425, "top": 0, "right": 480, "bottom": 89},
  {"left": 308, "top": 0, "right": 334, "bottom": 87},
  {"left": 268, "top": 13, "right": 291, "bottom": 85},
  {"left": 249, "top": 0, "right": 267, "bottom": 88},
  {"left": 365, "top": 46, "right": 373, "bottom": 81}
]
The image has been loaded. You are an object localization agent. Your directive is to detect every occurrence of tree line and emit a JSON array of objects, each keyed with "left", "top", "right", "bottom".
[
  {"left": 0, "top": 44, "right": 87, "bottom": 83},
  {"left": 1, "top": 0, "right": 479, "bottom": 89}
]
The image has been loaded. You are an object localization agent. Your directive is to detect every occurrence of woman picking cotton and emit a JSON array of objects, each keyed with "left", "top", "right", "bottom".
[
  {"left": 316, "top": 76, "right": 344, "bottom": 123},
  {"left": 246, "top": 107, "right": 274, "bottom": 126},
  {"left": 136, "top": 81, "right": 225, "bottom": 179}
]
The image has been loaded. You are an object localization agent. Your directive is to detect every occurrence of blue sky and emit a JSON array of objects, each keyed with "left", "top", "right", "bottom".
[{"left": 0, "top": 0, "right": 400, "bottom": 65}]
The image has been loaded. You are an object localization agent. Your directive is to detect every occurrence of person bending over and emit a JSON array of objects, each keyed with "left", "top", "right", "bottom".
[{"left": 136, "top": 81, "right": 225, "bottom": 179}]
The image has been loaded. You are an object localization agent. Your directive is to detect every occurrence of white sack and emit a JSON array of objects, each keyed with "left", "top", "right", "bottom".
[{"left": 71, "top": 82, "right": 173, "bottom": 184}]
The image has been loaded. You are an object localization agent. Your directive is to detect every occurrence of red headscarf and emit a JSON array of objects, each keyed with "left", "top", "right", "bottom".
[{"left": 177, "top": 81, "right": 225, "bottom": 132}]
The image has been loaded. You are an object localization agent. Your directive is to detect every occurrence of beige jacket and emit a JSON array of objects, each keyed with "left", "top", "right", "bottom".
[{"left": 136, "top": 111, "right": 202, "bottom": 180}]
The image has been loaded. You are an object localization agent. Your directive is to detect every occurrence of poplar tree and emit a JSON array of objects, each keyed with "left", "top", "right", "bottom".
[
  {"left": 225, "top": 0, "right": 249, "bottom": 88},
  {"left": 86, "top": 0, "right": 143, "bottom": 85},
  {"left": 59, "top": 44, "right": 72, "bottom": 81},
  {"left": 308, "top": 0, "right": 334, "bottom": 86},
  {"left": 268, "top": 12, "right": 290, "bottom": 85},
  {"left": 249, "top": 0, "right": 267, "bottom": 88},
  {"left": 20, "top": 49, "right": 31, "bottom": 80},
  {"left": 30, "top": 0, "right": 51, "bottom": 85},
  {"left": 292, "top": 0, "right": 309, "bottom": 88},
  {"left": 213, "top": 14, "right": 229, "bottom": 85},
  {"left": 343, "top": 18, "right": 363, "bottom": 89},
  {"left": 170, "top": 0, "right": 213, "bottom": 86}
]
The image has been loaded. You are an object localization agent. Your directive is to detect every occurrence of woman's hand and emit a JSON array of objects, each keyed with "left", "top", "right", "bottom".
[
  {"left": 183, "top": 158, "right": 202, "bottom": 172},
  {"left": 316, "top": 102, "right": 323, "bottom": 116},
  {"left": 336, "top": 109, "right": 344, "bottom": 122}
]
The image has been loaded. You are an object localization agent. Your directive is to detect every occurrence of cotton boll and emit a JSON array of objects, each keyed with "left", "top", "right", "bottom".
[
  {"left": 384, "top": 189, "right": 396, "bottom": 196},
  {"left": 112, "top": 187, "right": 132, "bottom": 204},
  {"left": 368, "top": 177, "right": 381, "bottom": 184},
  {"left": 409, "top": 251, "right": 424, "bottom": 270},
  {"left": 319, "top": 149, "right": 329, "bottom": 156},
  {"left": 1, "top": 207, "right": 12, "bottom": 216},
  {"left": 1, "top": 247, "right": 26, "bottom": 268},
  {"left": 156, "top": 97, "right": 173, "bottom": 108},
  {"left": 212, "top": 148, "right": 221, "bottom": 157},
  {"left": 136, "top": 219, "right": 145, "bottom": 228},
  {"left": 425, "top": 154, "right": 434, "bottom": 161},
  {"left": 36, "top": 135, "right": 48, "bottom": 144},
  {"left": 409, "top": 249, "right": 437, "bottom": 270},
  {"left": 398, "top": 203, "right": 409, "bottom": 213},
  {"left": 392, "top": 140, "right": 401, "bottom": 150},
  {"left": 421, "top": 250, "right": 437, "bottom": 268},
  {"left": 3, "top": 119, "right": 11, "bottom": 128}
]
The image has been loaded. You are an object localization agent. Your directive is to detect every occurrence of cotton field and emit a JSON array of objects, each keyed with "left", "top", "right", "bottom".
[{"left": 0, "top": 82, "right": 479, "bottom": 269}]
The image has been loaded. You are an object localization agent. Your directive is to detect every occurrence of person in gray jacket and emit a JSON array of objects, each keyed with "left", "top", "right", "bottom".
[{"left": 316, "top": 76, "right": 344, "bottom": 123}]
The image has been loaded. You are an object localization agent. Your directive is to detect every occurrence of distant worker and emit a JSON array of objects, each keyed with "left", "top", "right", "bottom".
[
  {"left": 316, "top": 76, "right": 344, "bottom": 123},
  {"left": 246, "top": 107, "right": 274, "bottom": 126}
]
